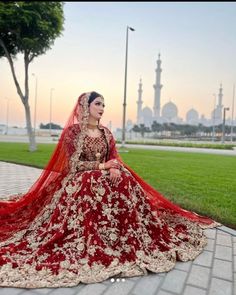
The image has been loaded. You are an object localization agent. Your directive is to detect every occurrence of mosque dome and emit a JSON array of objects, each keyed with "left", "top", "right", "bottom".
[
  {"left": 141, "top": 107, "right": 153, "bottom": 127},
  {"left": 186, "top": 108, "right": 199, "bottom": 122},
  {"left": 162, "top": 101, "right": 178, "bottom": 120},
  {"left": 142, "top": 107, "right": 153, "bottom": 118}
]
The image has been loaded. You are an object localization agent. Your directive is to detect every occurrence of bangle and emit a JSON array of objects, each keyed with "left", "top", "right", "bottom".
[{"left": 99, "top": 163, "right": 105, "bottom": 170}]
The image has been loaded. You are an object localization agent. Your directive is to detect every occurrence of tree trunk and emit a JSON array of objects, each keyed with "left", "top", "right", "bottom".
[
  {"left": 23, "top": 51, "right": 37, "bottom": 152},
  {"left": 0, "top": 38, "right": 37, "bottom": 151},
  {"left": 24, "top": 102, "right": 36, "bottom": 152}
]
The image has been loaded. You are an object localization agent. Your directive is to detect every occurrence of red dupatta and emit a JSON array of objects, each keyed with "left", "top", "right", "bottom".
[{"left": 0, "top": 92, "right": 92, "bottom": 241}]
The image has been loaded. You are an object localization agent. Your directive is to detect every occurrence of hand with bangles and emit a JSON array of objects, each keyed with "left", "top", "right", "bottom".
[
  {"left": 109, "top": 167, "right": 121, "bottom": 185},
  {"left": 98, "top": 159, "right": 121, "bottom": 185},
  {"left": 99, "top": 159, "right": 121, "bottom": 170}
]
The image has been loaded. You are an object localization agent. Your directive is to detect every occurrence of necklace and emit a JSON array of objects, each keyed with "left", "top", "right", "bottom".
[{"left": 87, "top": 123, "right": 98, "bottom": 130}]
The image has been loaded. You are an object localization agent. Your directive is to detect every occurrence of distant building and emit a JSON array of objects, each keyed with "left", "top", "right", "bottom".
[
  {"left": 153, "top": 53, "right": 162, "bottom": 121},
  {"left": 162, "top": 101, "right": 178, "bottom": 123},
  {"left": 211, "top": 84, "right": 224, "bottom": 125},
  {"left": 200, "top": 114, "right": 208, "bottom": 126},
  {"left": 136, "top": 79, "right": 143, "bottom": 125},
  {"left": 136, "top": 54, "right": 183, "bottom": 126},
  {"left": 126, "top": 119, "right": 133, "bottom": 131},
  {"left": 186, "top": 108, "right": 199, "bottom": 125},
  {"left": 142, "top": 107, "right": 153, "bottom": 127},
  {"left": 135, "top": 54, "right": 226, "bottom": 127}
]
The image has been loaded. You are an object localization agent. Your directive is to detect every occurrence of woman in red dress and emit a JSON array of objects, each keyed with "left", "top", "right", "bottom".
[{"left": 0, "top": 91, "right": 220, "bottom": 288}]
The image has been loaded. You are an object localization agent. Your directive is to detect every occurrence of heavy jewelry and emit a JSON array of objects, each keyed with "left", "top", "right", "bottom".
[
  {"left": 87, "top": 123, "right": 98, "bottom": 130},
  {"left": 96, "top": 152, "right": 101, "bottom": 161},
  {"left": 99, "top": 163, "right": 105, "bottom": 170}
]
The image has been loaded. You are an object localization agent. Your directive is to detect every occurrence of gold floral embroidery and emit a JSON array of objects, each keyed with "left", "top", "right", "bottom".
[{"left": 0, "top": 121, "right": 218, "bottom": 288}]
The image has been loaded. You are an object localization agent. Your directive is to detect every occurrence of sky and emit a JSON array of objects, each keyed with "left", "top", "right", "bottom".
[{"left": 1, "top": 1, "right": 236, "bottom": 129}]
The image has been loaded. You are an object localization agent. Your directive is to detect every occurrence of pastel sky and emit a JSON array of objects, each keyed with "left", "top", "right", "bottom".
[{"left": 1, "top": 1, "right": 236, "bottom": 129}]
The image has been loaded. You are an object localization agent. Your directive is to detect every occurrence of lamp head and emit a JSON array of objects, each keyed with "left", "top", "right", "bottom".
[{"left": 128, "top": 26, "right": 135, "bottom": 31}]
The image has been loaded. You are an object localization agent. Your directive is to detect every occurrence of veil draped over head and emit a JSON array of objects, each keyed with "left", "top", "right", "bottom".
[
  {"left": 0, "top": 92, "right": 217, "bottom": 242},
  {"left": 0, "top": 92, "right": 96, "bottom": 241}
]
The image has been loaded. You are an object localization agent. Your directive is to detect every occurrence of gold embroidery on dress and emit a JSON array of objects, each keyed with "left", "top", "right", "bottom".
[{"left": 0, "top": 122, "right": 217, "bottom": 288}]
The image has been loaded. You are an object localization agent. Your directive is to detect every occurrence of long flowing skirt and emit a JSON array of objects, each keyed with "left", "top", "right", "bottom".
[{"left": 0, "top": 167, "right": 213, "bottom": 288}]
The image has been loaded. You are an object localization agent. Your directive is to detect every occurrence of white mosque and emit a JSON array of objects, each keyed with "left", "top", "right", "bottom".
[{"left": 136, "top": 54, "right": 226, "bottom": 127}]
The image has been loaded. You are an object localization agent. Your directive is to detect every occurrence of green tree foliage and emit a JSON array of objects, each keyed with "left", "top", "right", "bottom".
[
  {"left": 132, "top": 124, "right": 151, "bottom": 138},
  {"left": 0, "top": 2, "right": 64, "bottom": 151},
  {"left": 134, "top": 122, "right": 235, "bottom": 139},
  {"left": 39, "top": 122, "right": 62, "bottom": 130}
]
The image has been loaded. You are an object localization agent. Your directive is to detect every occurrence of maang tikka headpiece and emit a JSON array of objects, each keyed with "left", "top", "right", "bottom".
[{"left": 76, "top": 92, "right": 91, "bottom": 130}]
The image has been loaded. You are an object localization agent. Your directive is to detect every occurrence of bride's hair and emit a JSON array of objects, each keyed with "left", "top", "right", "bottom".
[{"left": 88, "top": 91, "right": 103, "bottom": 105}]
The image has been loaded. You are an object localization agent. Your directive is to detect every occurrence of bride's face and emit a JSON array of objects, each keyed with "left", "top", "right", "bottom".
[{"left": 89, "top": 97, "right": 105, "bottom": 121}]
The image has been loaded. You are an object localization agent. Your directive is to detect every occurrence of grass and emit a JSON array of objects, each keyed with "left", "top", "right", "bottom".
[
  {"left": 120, "top": 148, "right": 236, "bottom": 229},
  {"left": 0, "top": 142, "right": 55, "bottom": 168},
  {"left": 0, "top": 142, "right": 235, "bottom": 228}
]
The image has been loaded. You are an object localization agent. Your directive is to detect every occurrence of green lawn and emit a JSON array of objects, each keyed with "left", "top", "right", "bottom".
[
  {"left": 0, "top": 142, "right": 235, "bottom": 228},
  {"left": 0, "top": 142, "right": 55, "bottom": 168}
]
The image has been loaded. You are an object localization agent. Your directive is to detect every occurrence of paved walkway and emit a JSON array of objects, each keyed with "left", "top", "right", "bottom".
[
  {"left": 117, "top": 144, "right": 236, "bottom": 156},
  {"left": 0, "top": 161, "right": 235, "bottom": 295}
]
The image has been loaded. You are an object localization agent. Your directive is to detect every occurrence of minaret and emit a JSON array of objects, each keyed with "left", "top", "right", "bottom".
[
  {"left": 218, "top": 84, "right": 223, "bottom": 110},
  {"left": 216, "top": 84, "right": 224, "bottom": 122},
  {"left": 153, "top": 53, "right": 163, "bottom": 121},
  {"left": 136, "top": 78, "right": 143, "bottom": 124}
]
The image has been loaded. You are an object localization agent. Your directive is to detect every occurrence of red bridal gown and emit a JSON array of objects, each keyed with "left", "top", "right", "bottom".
[{"left": 0, "top": 125, "right": 219, "bottom": 288}]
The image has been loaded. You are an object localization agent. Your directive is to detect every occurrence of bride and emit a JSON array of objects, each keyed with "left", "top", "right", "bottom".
[{"left": 0, "top": 91, "right": 220, "bottom": 288}]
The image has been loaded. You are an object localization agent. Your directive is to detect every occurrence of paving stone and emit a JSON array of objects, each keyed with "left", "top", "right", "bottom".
[
  {"left": 216, "top": 234, "right": 232, "bottom": 247},
  {"left": 127, "top": 276, "right": 142, "bottom": 282},
  {"left": 183, "top": 285, "right": 206, "bottom": 295},
  {"left": 234, "top": 256, "right": 236, "bottom": 272},
  {"left": 174, "top": 261, "right": 192, "bottom": 271},
  {"left": 212, "top": 259, "right": 233, "bottom": 281},
  {"left": 0, "top": 289, "right": 31, "bottom": 295},
  {"left": 217, "top": 229, "right": 231, "bottom": 236},
  {"left": 187, "top": 265, "right": 210, "bottom": 288},
  {"left": 34, "top": 288, "right": 58, "bottom": 295},
  {"left": 103, "top": 280, "right": 135, "bottom": 295},
  {"left": 161, "top": 269, "right": 187, "bottom": 294},
  {"left": 209, "top": 278, "right": 232, "bottom": 295},
  {"left": 75, "top": 283, "right": 107, "bottom": 295},
  {"left": 49, "top": 287, "right": 78, "bottom": 295},
  {"left": 20, "top": 292, "right": 40, "bottom": 295},
  {"left": 205, "top": 238, "right": 215, "bottom": 251},
  {"left": 218, "top": 226, "right": 236, "bottom": 236},
  {"left": 157, "top": 273, "right": 166, "bottom": 277},
  {"left": 0, "top": 163, "right": 41, "bottom": 198},
  {"left": 204, "top": 229, "right": 216, "bottom": 240},
  {"left": 102, "top": 279, "right": 114, "bottom": 285},
  {"left": 193, "top": 250, "right": 213, "bottom": 267},
  {"left": 215, "top": 245, "right": 232, "bottom": 261},
  {"left": 156, "top": 291, "right": 174, "bottom": 295},
  {"left": 233, "top": 243, "right": 236, "bottom": 255},
  {"left": 132, "top": 274, "right": 163, "bottom": 295}
]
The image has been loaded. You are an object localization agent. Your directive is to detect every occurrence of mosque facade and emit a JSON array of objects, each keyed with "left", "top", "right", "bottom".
[{"left": 136, "top": 54, "right": 225, "bottom": 127}]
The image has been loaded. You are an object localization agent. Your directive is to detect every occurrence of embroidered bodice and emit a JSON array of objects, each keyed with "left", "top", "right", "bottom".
[{"left": 80, "top": 133, "right": 108, "bottom": 163}]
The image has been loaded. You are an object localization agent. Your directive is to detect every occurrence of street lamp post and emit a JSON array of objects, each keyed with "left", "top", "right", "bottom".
[
  {"left": 230, "top": 84, "right": 235, "bottom": 142},
  {"left": 32, "top": 73, "right": 38, "bottom": 136},
  {"left": 212, "top": 93, "right": 216, "bottom": 141},
  {"left": 222, "top": 107, "right": 230, "bottom": 143},
  {"left": 4, "top": 97, "right": 10, "bottom": 135},
  {"left": 121, "top": 25, "right": 135, "bottom": 147},
  {"left": 49, "top": 88, "right": 54, "bottom": 136}
]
